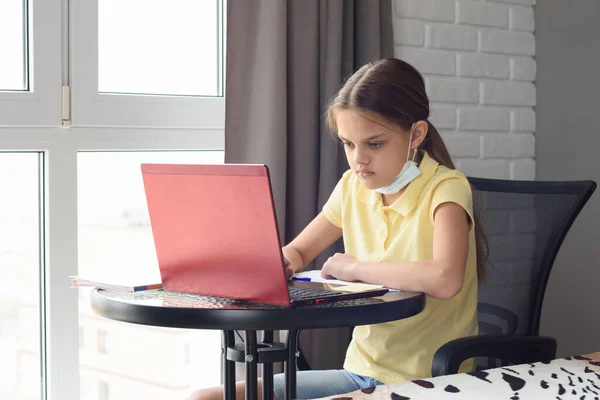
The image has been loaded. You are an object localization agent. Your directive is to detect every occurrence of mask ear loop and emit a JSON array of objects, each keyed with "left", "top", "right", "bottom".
[
  {"left": 406, "top": 128, "right": 415, "bottom": 162},
  {"left": 411, "top": 148, "right": 418, "bottom": 162}
]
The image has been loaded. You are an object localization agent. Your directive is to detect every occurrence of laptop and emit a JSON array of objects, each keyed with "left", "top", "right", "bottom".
[{"left": 140, "top": 163, "right": 389, "bottom": 307}]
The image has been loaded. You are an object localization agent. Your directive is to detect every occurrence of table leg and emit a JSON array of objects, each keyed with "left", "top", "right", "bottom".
[
  {"left": 285, "top": 329, "right": 299, "bottom": 400},
  {"left": 261, "top": 330, "right": 274, "bottom": 400},
  {"left": 223, "top": 331, "right": 237, "bottom": 400},
  {"left": 245, "top": 330, "right": 259, "bottom": 400}
]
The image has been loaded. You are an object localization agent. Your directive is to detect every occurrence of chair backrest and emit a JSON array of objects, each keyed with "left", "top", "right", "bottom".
[
  {"left": 298, "top": 177, "right": 596, "bottom": 372},
  {"left": 469, "top": 177, "right": 596, "bottom": 340}
]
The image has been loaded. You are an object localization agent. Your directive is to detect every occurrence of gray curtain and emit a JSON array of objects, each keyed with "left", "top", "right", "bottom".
[{"left": 226, "top": 0, "right": 394, "bottom": 371}]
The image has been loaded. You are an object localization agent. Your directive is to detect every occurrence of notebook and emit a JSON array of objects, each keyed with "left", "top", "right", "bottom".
[
  {"left": 140, "top": 163, "right": 389, "bottom": 307},
  {"left": 70, "top": 275, "right": 162, "bottom": 293}
]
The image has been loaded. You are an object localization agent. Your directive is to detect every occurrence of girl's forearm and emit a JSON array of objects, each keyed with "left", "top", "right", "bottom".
[
  {"left": 282, "top": 245, "right": 305, "bottom": 273},
  {"left": 351, "top": 260, "right": 464, "bottom": 300}
]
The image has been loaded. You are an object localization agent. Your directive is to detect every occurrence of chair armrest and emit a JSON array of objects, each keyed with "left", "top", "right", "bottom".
[{"left": 431, "top": 335, "right": 557, "bottom": 377}]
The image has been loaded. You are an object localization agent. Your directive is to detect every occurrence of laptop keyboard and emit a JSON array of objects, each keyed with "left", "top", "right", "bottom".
[{"left": 288, "top": 286, "right": 339, "bottom": 300}]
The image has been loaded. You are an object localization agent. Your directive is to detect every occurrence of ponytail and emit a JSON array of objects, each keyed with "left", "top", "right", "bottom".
[
  {"left": 423, "top": 122, "right": 489, "bottom": 282},
  {"left": 422, "top": 122, "right": 456, "bottom": 169}
]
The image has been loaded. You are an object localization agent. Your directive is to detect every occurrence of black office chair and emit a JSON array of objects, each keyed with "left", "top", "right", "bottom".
[
  {"left": 296, "top": 178, "right": 597, "bottom": 378},
  {"left": 431, "top": 177, "right": 596, "bottom": 376}
]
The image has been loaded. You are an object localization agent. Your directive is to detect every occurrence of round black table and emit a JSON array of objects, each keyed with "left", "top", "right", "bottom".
[{"left": 91, "top": 283, "right": 425, "bottom": 400}]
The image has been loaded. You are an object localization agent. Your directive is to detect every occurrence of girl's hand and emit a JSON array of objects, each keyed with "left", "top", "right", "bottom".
[
  {"left": 282, "top": 246, "right": 303, "bottom": 279},
  {"left": 283, "top": 256, "right": 295, "bottom": 279},
  {"left": 321, "top": 253, "right": 359, "bottom": 281}
]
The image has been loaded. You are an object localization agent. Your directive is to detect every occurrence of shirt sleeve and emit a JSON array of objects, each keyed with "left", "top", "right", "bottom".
[
  {"left": 322, "top": 170, "right": 351, "bottom": 229},
  {"left": 429, "top": 176, "right": 475, "bottom": 231}
]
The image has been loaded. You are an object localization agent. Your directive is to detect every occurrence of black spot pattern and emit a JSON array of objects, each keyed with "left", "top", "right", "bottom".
[
  {"left": 324, "top": 355, "right": 600, "bottom": 400},
  {"left": 467, "top": 370, "right": 492, "bottom": 383},
  {"left": 503, "top": 367, "right": 520, "bottom": 375},
  {"left": 541, "top": 380, "right": 550, "bottom": 389},
  {"left": 412, "top": 380, "right": 434, "bottom": 389},
  {"left": 502, "top": 373, "right": 526, "bottom": 391},
  {"left": 444, "top": 385, "right": 459, "bottom": 393},
  {"left": 559, "top": 383, "right": 566, "bottom": 395}
]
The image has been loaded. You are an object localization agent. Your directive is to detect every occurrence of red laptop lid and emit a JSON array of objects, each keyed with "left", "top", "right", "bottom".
[{"left": 141, "top": 163, "right": 291, "bottom": 306}]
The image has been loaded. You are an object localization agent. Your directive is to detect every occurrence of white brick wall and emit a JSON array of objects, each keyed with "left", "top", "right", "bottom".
[{"left": 393, "top": 0, "right": 536, "bottom": 180}]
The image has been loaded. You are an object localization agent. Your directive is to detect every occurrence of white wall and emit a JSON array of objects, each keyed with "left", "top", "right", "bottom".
[{"left": 392, "top": 0, "right": 536, "bottom": 180}]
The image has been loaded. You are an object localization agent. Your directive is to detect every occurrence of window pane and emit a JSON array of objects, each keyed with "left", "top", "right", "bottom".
[
  {"left": 0, "top": 153, "right": 42, "bottom": 399},
  {"left": 78, "top": 151, "right": 223, "bottom": 399},
  {"left": 98, "top": 0, "right": 222, "bottom": 96},
  {"left": 0, "top": 0, "right": 28, "bottom": 91}
]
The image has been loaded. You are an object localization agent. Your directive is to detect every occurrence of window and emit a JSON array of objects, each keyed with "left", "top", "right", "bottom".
[
  {"left": 0, "top": 0, "right": 61, "bottom": 125},
  {"left": 71, "top": 0, "right": 225, "bottom": 127},
  {"left": 98, "top": 380, "right": 110, "bottom": 400},
  {"left": 80, "top": 375, "right": 86, "bottom": 399},
  {"left": 78, "top": 151, "right": 223, "bottom": 397},
  {"left": 97, "top": 330, "right": 109, "bottom": 354},
  {"left": 0, "top": 153, "right": 42, "bottom": 400},
  {"left": 98, "top": 0, "right": 222, "bottom": 97},
  {"left": 0, "top": 1, "right": 225, "bottom": 398},
  {"left": 0, "top": 0, "right": 29, "bottom": 91},
  {"left": 183, "top": 342, "right": 191, "bottom": 366}
]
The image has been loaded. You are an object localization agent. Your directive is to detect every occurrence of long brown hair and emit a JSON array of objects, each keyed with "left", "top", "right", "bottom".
[{"left": 326, "top": 58, "right": 489, "bottom": 281}]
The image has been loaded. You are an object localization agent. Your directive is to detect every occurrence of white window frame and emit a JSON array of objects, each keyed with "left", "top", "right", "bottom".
[
  {"left": 0, "top": 0, "right": 62, "bottom": 125},
  {"left": 96, "top": 330, "right": 109, "bottom": 354},
  {"left": 70, "top": 0, "right": 225, "bottom": 128},
  {"left": 0, "top": 128, "right": 80, "bottom": 400},
  {"left": 0, "top": 0, "right": 226, "bottom": 399}
]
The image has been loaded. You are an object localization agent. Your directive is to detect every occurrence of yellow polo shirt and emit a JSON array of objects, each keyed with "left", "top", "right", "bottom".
[{"left": 322, "top": 151, "right": 478, "bottom": 384}]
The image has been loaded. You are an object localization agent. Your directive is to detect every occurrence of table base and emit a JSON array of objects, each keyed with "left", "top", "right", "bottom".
[{"left": 223, "top": 329, "right": 300, "bottom": 400}]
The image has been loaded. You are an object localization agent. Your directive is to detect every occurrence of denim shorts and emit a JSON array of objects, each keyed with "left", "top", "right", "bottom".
[{"left": 272, "top": 369, "right": 384, "bottom": 400}]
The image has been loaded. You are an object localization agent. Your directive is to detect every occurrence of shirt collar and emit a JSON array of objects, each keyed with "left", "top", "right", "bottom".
[{"left": 356, "top": 151, "right": 439, "bottom": 216}]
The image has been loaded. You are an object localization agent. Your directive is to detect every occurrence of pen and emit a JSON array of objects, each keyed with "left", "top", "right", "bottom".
[{"left": 291, "top": 277, "right": 311, "bottom": 282}]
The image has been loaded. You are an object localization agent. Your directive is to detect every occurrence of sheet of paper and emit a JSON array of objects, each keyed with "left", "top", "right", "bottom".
[
  {"left": 326, "top": 282, "right": 384, "bottom": 293},
  {"left": 69, "top": 270, "right": 163, "bottom": 292},
  {"left": 291, "top": 269, "right": 400, "bottom": 292},
  {"left": 291, "top": 269, "right": 354, "bottom": 285}
]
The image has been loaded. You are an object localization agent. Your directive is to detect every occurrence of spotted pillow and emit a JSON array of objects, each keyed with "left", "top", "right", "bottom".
[{"left": 315, "top": 353, "right": 600, "bottom": 400}]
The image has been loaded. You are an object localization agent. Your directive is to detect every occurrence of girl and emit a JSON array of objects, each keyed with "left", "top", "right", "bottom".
[{"left": 190, "top": 58, "right": 487, "bottom": 400}]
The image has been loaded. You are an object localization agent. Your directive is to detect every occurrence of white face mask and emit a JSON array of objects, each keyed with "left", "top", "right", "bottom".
[{"left": 374, "top": 128, "right": 421, "bottom": 195}]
